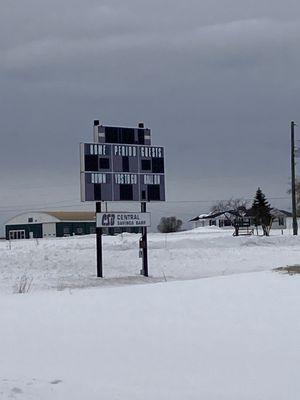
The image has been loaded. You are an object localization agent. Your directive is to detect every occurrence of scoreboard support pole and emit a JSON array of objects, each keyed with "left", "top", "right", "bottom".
[
  {"left": 141, "top": 202, "right": 149, "bottom": 277},
  {"left": 96, "top": 201, "right": 103, "bottom": 278}
]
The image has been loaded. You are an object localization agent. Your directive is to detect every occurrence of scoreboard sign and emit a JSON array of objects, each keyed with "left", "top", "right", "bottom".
[
  {"left": 81, "top": 121, "right": 164, "bottom": 278},
  {"left": 80, "top": 143, "right": 165, "bottom": 202},
  {"left": 96, "top": 212, "right": 151, "bottom": 228}
]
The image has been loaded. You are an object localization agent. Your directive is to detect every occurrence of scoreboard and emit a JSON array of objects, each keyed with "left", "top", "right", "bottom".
[
  {"left": 80, "top": 142, "right": 165, "bottom": 202},
  {"left": 80, "top": 121, "right": 164, "bottom": 278},
  {"left": 93, "top": 120, "right": 151, "bottom": 146}
]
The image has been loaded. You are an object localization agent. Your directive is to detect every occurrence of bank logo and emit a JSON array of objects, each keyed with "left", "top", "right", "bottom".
[{"left": 101, "top": 214, "right": 115, "bottom": 226}]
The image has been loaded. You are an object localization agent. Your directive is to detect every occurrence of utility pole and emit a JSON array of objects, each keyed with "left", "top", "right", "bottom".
[{"left": 291, "top": 121, "right": 298, "bottom": 235}]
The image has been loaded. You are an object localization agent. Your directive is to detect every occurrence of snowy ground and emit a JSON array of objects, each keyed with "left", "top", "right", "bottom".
[
  {"left": 0, "top": 226, "right": 300, "bottom": 293},
  {"left": 1, "top": 272, "right": 300, "bottom": 399},
  {"left": 1, "top": 227, "right": 300, "bottom": 399}
]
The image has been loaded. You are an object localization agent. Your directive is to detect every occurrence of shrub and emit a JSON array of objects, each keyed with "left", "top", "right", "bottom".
[{"left": 157, "top": 216, "right": 182, "bottom": 233}]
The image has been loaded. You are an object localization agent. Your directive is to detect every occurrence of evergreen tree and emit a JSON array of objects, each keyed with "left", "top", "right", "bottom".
[{"left": 251, "top": 188, "right": 272, "bottom": 236}]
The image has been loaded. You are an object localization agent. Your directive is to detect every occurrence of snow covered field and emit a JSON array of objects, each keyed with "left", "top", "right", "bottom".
[
  {"left": 1, "top": 227, "right": 300, "bottom": 399},
  {"left": 1, "top": 272, "right": 300, "bottom": 399},
  {"left": 0, "top": 226, "right": 300, "bottom": 293}
]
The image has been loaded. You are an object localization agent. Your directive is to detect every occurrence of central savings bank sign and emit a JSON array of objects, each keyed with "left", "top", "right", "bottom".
[{"left": 96, "top": 212, "right": 151, "bottom": 228}]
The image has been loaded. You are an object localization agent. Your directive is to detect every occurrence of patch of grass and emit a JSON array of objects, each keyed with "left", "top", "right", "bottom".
[
  {"left": 14, "top": 275, "right": 33, "bottom": 293},
  {"left": 274, "top": 265, "right": 300, "bottom": 275}
]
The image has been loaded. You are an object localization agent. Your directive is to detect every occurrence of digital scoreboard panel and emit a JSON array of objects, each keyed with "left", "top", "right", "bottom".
[
  {"left": 80, "top": 143, "right": 165, "bottom": 202},
  {"left": 93, "top": 123, "right": 151, "bottom": 146}
]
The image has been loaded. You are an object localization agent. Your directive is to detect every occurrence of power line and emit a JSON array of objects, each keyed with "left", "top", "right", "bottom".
[
  {"left": 160, "top": 197, "right": 290, "bottom": 203},
  {"left": 0, "top": 196, "right": 291, "bottom": 214},
  {"left": 0, "top": 200, "right": 81, "bottom": 211}
]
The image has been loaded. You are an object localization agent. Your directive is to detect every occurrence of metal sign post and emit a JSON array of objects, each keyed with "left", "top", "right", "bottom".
[
  {"left": 141, "top": 202, "right": 148, "bottom": 277},
  {"left": 96, "top": 201, "right": 103, "bottom": 277}
]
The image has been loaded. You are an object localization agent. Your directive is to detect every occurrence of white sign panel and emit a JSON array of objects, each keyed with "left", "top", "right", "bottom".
[{"left": 97, "top": 212, "right": 151, "bottom": 228}]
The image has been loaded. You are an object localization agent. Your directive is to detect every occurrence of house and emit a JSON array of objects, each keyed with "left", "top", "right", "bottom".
[
  {"left": 5, "top": 211, "right": 141, "bottom": 240},
  {"left": 190, "top": 211, "right": 236, "bottom": 229},
  {"left": 190, "top": 208, "right": 291, "bottom": 230},
  {"left": 269, "top": 209, "right": 291, "bottom": 229}
]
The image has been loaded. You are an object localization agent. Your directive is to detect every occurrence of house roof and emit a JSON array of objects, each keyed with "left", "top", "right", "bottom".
[
  {"left": 277, "top": 209, "right": 292, "bottom": 217},
  {"left": 189, "top": 210, "right": 237, "bottom": 221},
  {"left": 45, "top": 211, "right": 96, "bottom": 221}
]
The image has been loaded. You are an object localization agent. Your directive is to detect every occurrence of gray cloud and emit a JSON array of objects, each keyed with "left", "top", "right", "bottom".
[{"left": 0, "top": 0, "right": 299, "bottom": 233}]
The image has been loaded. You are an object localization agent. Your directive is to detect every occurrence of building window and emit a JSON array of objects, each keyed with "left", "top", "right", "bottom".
[
  {"left": 90, "top": 227, "right": 96, "bottom": 234},
  {"left": 9, "top": 230, "right": 25, "bottom": 240},
  {"left": 76, "top": 227, "right": 83, "bottom": 234},
  {"left": 224, "top": 219, "right": 232, "bottom": 227},
  {"left": 63, "top": 227, "right": 70, "bottom": 235}
]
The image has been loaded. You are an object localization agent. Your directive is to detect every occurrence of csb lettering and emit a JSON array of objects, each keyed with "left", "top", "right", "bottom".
[{"left": 101, "top": 214, "right": 115, "bottom": 226}]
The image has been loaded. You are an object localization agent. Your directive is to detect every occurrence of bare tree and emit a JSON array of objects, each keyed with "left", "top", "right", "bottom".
[{"left": 210, "top": 198, "right": 249, "bottom": 213}]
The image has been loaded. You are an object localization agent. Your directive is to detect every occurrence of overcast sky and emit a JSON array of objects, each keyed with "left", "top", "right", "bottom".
[{"left": 1, "top": 0, "right": 300, "bottom": 231}]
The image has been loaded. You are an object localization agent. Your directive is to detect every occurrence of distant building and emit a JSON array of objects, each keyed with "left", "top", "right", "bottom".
[
  {"left": 190, "top": 209, "right": 291, "bottom": 230},
  {"left": 5, "top": 211, "right": 96, "bottom": 240},
  {"left": 5, "top": 211, "right": 141, "bottom": 240}
]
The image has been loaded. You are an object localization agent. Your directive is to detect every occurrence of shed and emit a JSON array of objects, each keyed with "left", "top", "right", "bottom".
[{"left": 5, "top": 211, "right": 96, "bottom": 240}]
